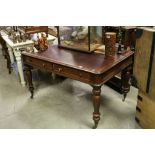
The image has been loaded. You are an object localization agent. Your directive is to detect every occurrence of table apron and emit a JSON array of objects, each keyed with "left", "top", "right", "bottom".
[{"left": 23, "top": 55, "right": 133, "bottom": 86}]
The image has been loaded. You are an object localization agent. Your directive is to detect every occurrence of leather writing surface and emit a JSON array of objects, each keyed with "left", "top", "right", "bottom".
[{"left": 23, "top": 45, "right": 133, "bottom": 74}]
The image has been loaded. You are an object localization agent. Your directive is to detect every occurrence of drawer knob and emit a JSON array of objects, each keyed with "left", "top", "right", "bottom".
[
  {"left": 58, "top": 68, "right": 62, "bottom": 72},
  {"left": 42, "top": 63, "right": 45, "bottom": 67}
]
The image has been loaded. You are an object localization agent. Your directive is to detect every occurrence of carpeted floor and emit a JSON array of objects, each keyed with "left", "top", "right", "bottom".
[{"left": 0, "top": 46, "right": 140, "bottom": 129}]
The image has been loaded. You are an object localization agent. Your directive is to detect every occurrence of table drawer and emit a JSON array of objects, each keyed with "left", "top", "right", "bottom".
[
  {"left": 24, "top": 56, "right": 53, "bottom": 71},
  {"left": 53, "top": 64, "right": 91, "bottom": 81}
]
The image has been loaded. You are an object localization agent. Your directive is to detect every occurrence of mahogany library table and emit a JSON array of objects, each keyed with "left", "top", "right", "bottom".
[{"left": 22, "top": 45, "right": 134, "bottom": 128}]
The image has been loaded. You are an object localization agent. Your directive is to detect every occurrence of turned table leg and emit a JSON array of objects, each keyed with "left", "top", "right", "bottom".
[
  {"left": 25, "top": 65, "right": 34, "bottom": 99},
  {"left": 121, "top": 67, "right": 131, "bottom": 101},
  {"left": 92, "top": 85, "right": 101, "bottom": 129}
]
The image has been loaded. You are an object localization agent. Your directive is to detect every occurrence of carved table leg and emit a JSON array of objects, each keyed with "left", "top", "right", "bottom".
[
  {"left": 121, "top": 67, "right": 131, "bottom": 101},
  {"left": 14, "top": 48, "right": 26, "bottom": 86},
  {"left": 25, "top": 65, "right": 34, "bottom": 99},
  {"left": 92, "top": 85, "right": 101, "bottom": 129}
]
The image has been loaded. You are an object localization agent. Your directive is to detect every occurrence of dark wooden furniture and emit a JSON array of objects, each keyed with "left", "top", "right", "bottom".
[
  {"left": 121, "top": 26, "right": 137, "bottom": 51},
  {"left": 18, "top": 26, "right": 49, "bottom": 37},
  {"left": 22, "top": 45, "right": 134, "bottom": 128},
  {"left": 0, "top": 33, "right": 11, "bottom": 74}
]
